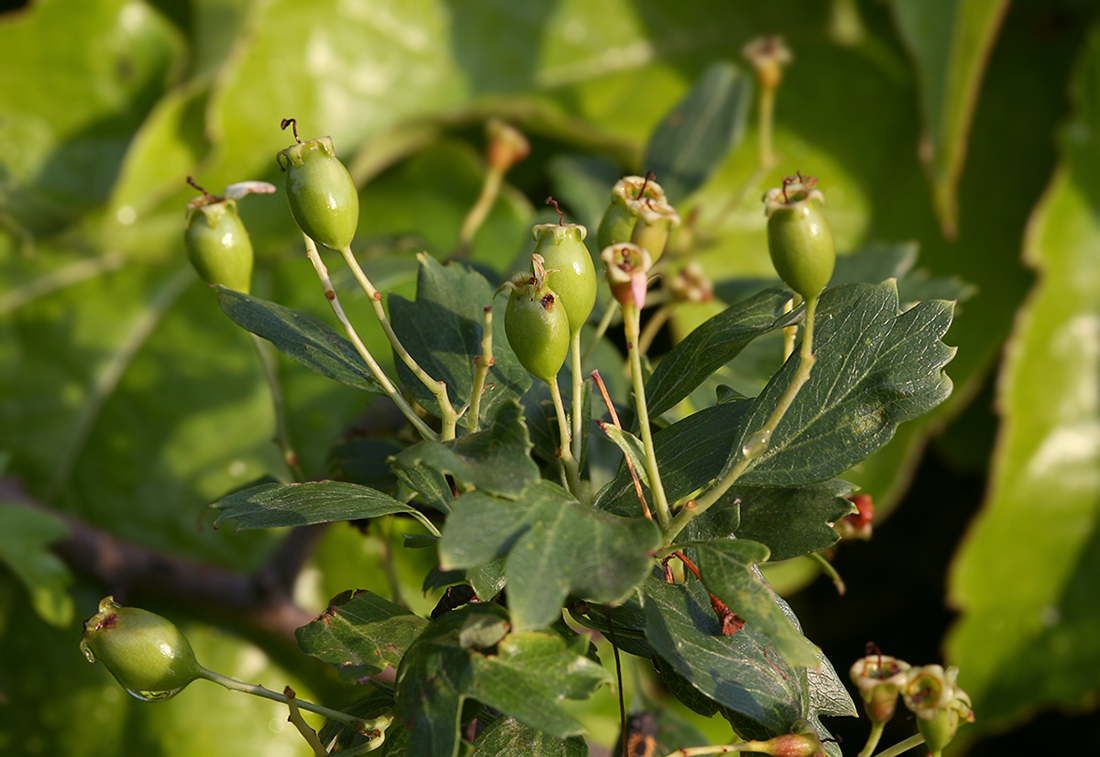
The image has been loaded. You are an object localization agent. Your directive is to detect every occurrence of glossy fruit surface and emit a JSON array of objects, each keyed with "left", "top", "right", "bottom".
[
  {"left": 184, "top": 198, "right": 253, "bottom": 293},
  {"left": 505, "top": 274, "right": 570, "bottom": 383},
  {"left": 277, "top": 136, "right": 359, "bottom": 250},
  {"left": 81, "top": 596, "right": 202, "bottom": 701},
  {"left": 764, "top": 177, "right": 835, "bottom": 299},
  {"left": 531, "top": 223, "right": 596, "bottom": 336}
]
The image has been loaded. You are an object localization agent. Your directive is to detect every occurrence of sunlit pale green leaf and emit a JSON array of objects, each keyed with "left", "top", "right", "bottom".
[
  {"left": 296, "top": 589, "right": 429, "bottom": 683},
  {"left": 947, "top": 29, "right": 1100, "bottom": 731},
  {"left": 0, "top": 0, "right": 184, "bottom": 233},
  {"left": 440, "top": 480, "right": 661, "bottom": 631},
  {"left": 891, "top": 0, "right": 1009, "bottom": 237},
  {"left": 0, "top": 504, "right": 72, "bottom": 626}
]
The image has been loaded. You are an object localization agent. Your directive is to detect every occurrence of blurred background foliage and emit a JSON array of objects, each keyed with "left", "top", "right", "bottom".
[{"left": 1, "top": 0, "right": 1098, "bottom": 754}]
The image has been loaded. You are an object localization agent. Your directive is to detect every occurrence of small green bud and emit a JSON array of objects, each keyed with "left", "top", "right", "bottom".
[
  {"left": 504, "top": 256, "right": 570, "bottom": 383},
  {"left": 184, "top": 178, "right": 272, "bottom": 294},
  {"left": 901, "top": 665, "right": 974, "bottom": 756},
  {"left": 601, "top": 242, "right": 652, "bottom": 311},
  {"left": 531, "top": 222, "right": 596, "bottom": 336},
  {"left": 763, "top": 173, "right": 836, "bottom": 299},
  {"left": 277, "top": 120, "right": 359, "bottom": 250},
  {"left": 81, "top": 596, "right": 202, "bottom": 701}
]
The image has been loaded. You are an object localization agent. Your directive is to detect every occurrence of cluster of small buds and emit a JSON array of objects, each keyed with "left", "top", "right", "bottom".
[
  {"left": 665, "top": 260, "right": 714, "bottom": 304},
  {"left": 850, "top": 653, "right": 974, "bottom": 756}
]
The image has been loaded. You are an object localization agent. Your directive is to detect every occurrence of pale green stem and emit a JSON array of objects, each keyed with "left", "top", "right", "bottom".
[
  {"left": 570, "top": 331, "right": 585, "bottom": 467},
  {"left": 623, "top": 301, "right": 670, "bottom": 529},
  {"left": 338, "top": 246, "right": 460, "bottom": 440},
  {"left": 302, "top": 236, "right": 437, "bottom": 442},
  {"left": 872, "top": 733, "right": 926, "bottom": 757},
  {"left": 197, "top": 667, "right": 384, "bottom": 734},
  {"left": 249, "top": 333, "right": 303, "bottom": 481},
  {"left": 663, "top": 295, "right": 818, "bottom": 547},
  {"left": 660, "top": 744, "right": 751, "bottom": 757},
  {"left": 547, "top": 376, "right": 582, "bottom": 497},
  {"left": 856, "top": 720, "right": 886, "bottom": 757},
  {"left": 467, "top": 306, "right": 494, "bottom": 433},
  {"left": 808, "top": 551, "right": 846, "bottom": 595},
  {"left": 457, "top": 167, "right": 504, "bottom": 252},
  {"left": 758, "top": 84, "right": 777, "bottom": 171},
  {"left": 284, "top": 687, "right": 328, "bottom": 756}
]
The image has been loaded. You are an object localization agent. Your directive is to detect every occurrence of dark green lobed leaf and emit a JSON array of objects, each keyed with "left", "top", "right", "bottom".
[
  {"left": 395, "top": 604, "right": 609, "bottom": 757},
  {"left": 296, "top": 589, "right": 429, "bottom": 683},
  {"left": 471, "top": 716, "right": 589, "bottom": 757},
  {"left": 722, "top": 281, "right": 956, "bottom": 486},
  {"left": 645, "top": 288, "right": 800, "bottom": 418},
  {"left": 440, "top": 480, "right": 661, "bottom": 631},
  {"left": 216, "top": 286, "right": 384, "bottom": 392},
  {"left": 392, "top": 400, "right": 539, "bottom": 499},
  {"left": 389, "top": 255, "right": 530, "bottom": 422},
  {"left": 211, "top": 480, "right": 417, "bottom": 529}
]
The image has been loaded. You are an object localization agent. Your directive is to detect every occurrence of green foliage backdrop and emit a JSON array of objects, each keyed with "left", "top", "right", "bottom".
[{"left": 1, "top": 0, "right": 1098, "bottom": 754}]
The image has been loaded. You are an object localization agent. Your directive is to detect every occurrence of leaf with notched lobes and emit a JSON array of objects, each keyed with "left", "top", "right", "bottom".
[
  {"left": 296, "top": 590, "right": 429, "bottom": 683},
  {"left": 395, "top": 604, "right": 609, "bottom": 757},
  {"left": 440, "top": 480, "right": 661, "bottom": 632}
]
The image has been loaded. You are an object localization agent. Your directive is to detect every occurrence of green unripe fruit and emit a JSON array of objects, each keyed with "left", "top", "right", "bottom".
[
  {"left": 531, "top": 223, "right": 596, "bottom": 337},
  {"left": 764, "top": 176, "right": 836, "bottom": 299},
  {"left": 596, "top": 175, "right": 668, "bottom": 252},
  {"left": 277, "top": 135, "right": 359, "bottom": 250},
  {"left": 504, "top": 273, "right": 570, "bottom": 383},
  {"left": 184, "top": 197, "right": 254, "bottom": 293},
  {"left": 81, "top": 596, "right": 202, "bottom": 701}
]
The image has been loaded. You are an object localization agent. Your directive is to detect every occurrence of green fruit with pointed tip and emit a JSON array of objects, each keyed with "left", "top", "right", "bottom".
[
  {"left": 277, "top": 136, "right": 359, "bottom": 250},
  {"left": 505, "top": 278, "right": 570, "bottom": 383},
  {"left": 80, "top": 596, "right": 202, "bottom": 701},
  {"left": 765, "top": 191, "right": 835, "bottom": 299},
  {"left": 184, "top": 198, "right": 254, "bottom": 293},
  {"left": 531, "top": 223, "right": 596, "bottom": 336}
]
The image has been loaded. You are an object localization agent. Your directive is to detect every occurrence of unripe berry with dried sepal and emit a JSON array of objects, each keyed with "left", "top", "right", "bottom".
[
  {"left": 184, "top": 179, "right": 274, "bottom": 294},
  {"left": 850, "top": 653, "right": 911, "bottom": 724},
  {"left": 597, "top": 175, "right": 677, "bottom": 256},
  {"left": 80, "top": 596, "right": 203, "bottom": 701},
  {"left": 504, "top": 255, "right": 570, "bottom": 383},
  {"left": 276, "top": 119, "right": 359, "bottom": 251},
  {"left": 530, "top": 222, "right": 596, "bottom": 337},
  {"left": 763, "top": 172, "right": 835, "bottom": 299},
  {"left": 902, "top": 664, "right": 974, "bottom": 756}
]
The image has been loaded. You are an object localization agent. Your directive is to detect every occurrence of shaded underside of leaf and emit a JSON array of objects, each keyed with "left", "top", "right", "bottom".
[
  {"left": 216, "top": 287, "right": 384, "bottom": 393},
  {"left": 211, "top": 480, "right": 416, "bottom": 529}
]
